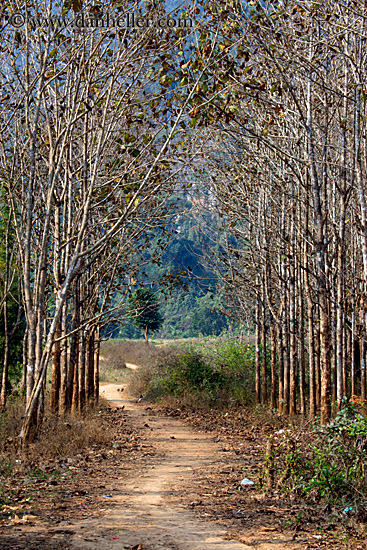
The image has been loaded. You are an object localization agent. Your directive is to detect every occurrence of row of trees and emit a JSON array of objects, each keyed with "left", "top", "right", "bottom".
[
  {"left": 0, "top": 0, "right": 204, "bottom": 441},
  {"left": 3, "top": 0, "right": 367, "bottom": 438},
  {"left": 187, "top": 0, "right": 367, "bottom": 423}
]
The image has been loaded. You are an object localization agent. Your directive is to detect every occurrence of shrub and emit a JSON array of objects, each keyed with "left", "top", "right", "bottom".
[
  {"left": 128, "top": 340, "right": 256, "bottom": 409},
  {"left": 126, "top": 346, "right": 182, "bottom": 398},
  {"left": 260, "top": 400, "right": 367, "bottom": 508}
]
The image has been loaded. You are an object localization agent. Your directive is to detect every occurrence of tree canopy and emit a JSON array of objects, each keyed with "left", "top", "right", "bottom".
[{"left": 127, "top": 288, "right": 164, "bottom": 343}]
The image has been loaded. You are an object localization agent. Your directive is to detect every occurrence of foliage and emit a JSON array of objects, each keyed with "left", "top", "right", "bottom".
[
  {"left": 128, "top": 339, "right": 255, "bottom": 408},
  {"left": 126, "top": 288, "right": 164, "bottom": 340},
  {"left": 260, "top": 401, "right": 367, "bottom": 508},
  {"left": 191, "top": 295, "right": 228, "bottom": 336},
  {"left": 0, "top": 314, "right": 24, "bottom": 386},
  {"left": 0, "top": 198, "right": 25, "bottom": 386},
  {"left": 119, "top": 195, "right": 231, "bottom": 339}
]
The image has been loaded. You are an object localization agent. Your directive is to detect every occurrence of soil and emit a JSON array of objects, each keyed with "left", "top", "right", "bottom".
[{"left": 1, "top": 377, "right": 366, "bottom": 550}]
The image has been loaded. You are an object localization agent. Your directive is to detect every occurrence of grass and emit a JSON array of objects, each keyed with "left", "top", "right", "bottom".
[
  {"left": 0, "top": 395, "right": 114, "bottom": 484},
  {"left": 99, "top": 338, "right": 177, "bottom": 383},
  {"left": 115, "top": 338, "right": 257, "bottom": 410}
]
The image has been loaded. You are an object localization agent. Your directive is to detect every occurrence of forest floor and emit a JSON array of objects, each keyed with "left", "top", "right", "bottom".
[{"left": 0, "top": 375, "right": 366, "bottom": 550}]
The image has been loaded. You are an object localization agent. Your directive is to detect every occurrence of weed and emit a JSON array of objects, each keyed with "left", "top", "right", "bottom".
[
  {"left": 260, "top": 401, "right": 367, "bottom": 510},
  {"left": 127, "top": 339, "right": 256, "bottom": 409}
]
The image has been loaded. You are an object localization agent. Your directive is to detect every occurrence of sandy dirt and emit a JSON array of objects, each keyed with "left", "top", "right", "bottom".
[
  {"left": 58, "top": 381, "right": 303, "bottom": 550},
  {"left": 125, "top": 363, "right": 139, "bottom": 371}
]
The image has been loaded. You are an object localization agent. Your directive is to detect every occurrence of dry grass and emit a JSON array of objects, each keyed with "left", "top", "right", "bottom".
[
  {"left": 99, "top": 339, "right": 170, "bottom": 383},
  {"left": 0, "top": 395, "right": 114, "bottom": 478},
  {"left": 127, "top": 347, "right": 182, "bottom": 398}
]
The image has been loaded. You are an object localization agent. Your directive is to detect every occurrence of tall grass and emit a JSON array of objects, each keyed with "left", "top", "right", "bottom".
[
  {"left": 99, "top": 339, "right": 166, "bottom": 382},
  {"left": 127, "top": 339, "right": 256, "bottom": 409}
]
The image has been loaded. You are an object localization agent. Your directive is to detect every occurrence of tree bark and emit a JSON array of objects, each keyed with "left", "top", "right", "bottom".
[
  {"left": 261, "top": 303, "right": 267, "bottom": 404},
  {"left": 270, "top": 322, "right": 277, "bottom": 410},
  {"left": 59, "top": 302, "right": 68, "bottom": 415},
  {"left": 0, "top": 296, "right": 10, "bottom": 409},
  {"left": 86, "top": 328, "right": 95, "bottom": 403},
  {"left": 50, "top": 323, "right": 61, "bottom": 414},
  {"left": 78, "top": 330, "right": 86, "bottom": 413},
  {"left": 94, "top": 326, "right": 100, "bottom": 403},
  {"left": 277, "top": 322, "right": 284, "bottom": 414},
  {"left": 255, "top": 297, "right": 261, "bottom": 404}
]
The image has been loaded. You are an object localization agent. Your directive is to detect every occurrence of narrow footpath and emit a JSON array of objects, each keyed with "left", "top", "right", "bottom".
[{"left": 67, "top": 382, "right": 302, "bottom": 550}]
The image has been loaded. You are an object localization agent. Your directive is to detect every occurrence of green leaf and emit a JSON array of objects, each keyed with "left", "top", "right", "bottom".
[{"left": 124, "top": 133, "right": 136, "bottom": 144}]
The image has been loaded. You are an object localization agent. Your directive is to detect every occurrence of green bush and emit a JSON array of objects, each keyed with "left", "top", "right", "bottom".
[
  {"left": 261, "top": 401, "right": 367, "bottom": 508},
  {"left": 159, "top": 350, "right": 224, "bottom": 395},
  {"left": 128, "top": 340, "right": 256, "bottom": 408}
]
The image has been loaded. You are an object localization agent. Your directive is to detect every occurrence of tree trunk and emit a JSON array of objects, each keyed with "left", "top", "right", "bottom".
[
  {"left": 71, "top": 333, "right": 79, "bottom": 416},
  {"left": 362, "top": 321, "right": 367, "bottom": 402},
  {"left": 261, "top": 304, "right": 267, "bottom": 404},
  {"left": 86, "top": 328, "right": 95, "bottom": 403},
  {"left": 336, "top": 196, "right": 346, "bottom": 407},
  {"left": 315, "top": 315, "right": 321, "bottom": 411},
  {"left": 94, "top": 326, "right": 100, "bottom": 403},
  {"left": 255, "top": 298, "right": 261, "bottom": 404},
  {"left": 78, "top": 331, "right": 86, "bottom": 413},
  {"left": 343, "top": 327, "right": 348, "bottom": 401},
  {"left": 70, "top": 279, "right": 80, "bottom": 414},
  {"left": 298, "top": 274, "right": 306, "bottom": 416},
  {"left": 0, "top": 296, "right": 10, "bottom": 409},
  {"left": 283, "top": 303, "right": 290, "bottom": 415},
  {"left": 289, "top": 254, "right": 297, "bottom": 415},
  {"left": 26, "top": 321, "right": 36, "bottom": 407},
  {"left": 307, "top": 25, "right": 331, "bottom": 423},
  {"left": 270, "top": 322, "right": 277, "bottom": 410},
  {"left": 50, "top": 322, "right": 61, "bottom": 414},
  {"left": 308, "top": 303, "right": 316, "bottom": 417},
  {"left": 351, "top": 311, "right": 356, "bottom": 397},
  {"left": 20, "top": 328, "right": 28, "bottom": 398},
  {"left": 59, "top": 302, "right": 68, "bottom": 415},
  {"left": 277, "top": 322, "right": 284, "bottom": 414}
]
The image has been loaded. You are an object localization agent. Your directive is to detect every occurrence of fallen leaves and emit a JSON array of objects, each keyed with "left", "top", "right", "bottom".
[
  {"left": 11, "top": 514, "right": 38, "bottom": 524},
  {"left": 0, "top": 404, "right": 154, "bottom": 550}
]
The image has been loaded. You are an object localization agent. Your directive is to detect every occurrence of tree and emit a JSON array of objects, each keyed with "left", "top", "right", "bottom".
[
  {"left": 127, "top": 288, "right": 163, "bottom": 343},
  {"left": 0, "top": 0, "right": 202, "bottom": 441},
  {"left": 175, "top": 0, "right": 367, "bottom": 423},
  {"left": 0, "top": 198, "right": 24, "bottom": 407}
]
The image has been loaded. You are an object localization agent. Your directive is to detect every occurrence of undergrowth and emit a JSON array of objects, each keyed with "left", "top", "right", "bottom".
[
  {"left": 260, "top": 400, "right": 367, "bottom": 515},
  {"left": 0, "top": 395, "right": 113, "bottom": 486},
  {"left": 127, "top": 340, "right": 255, "bottom": 409}
]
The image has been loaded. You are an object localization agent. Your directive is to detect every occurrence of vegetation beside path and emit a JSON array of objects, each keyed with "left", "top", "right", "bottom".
[
  {"left": 117, "top": 339, "right": 367, "bottom": 547},
  {"left": 0, "top": 339, "right": 366, "bottom": 548}
]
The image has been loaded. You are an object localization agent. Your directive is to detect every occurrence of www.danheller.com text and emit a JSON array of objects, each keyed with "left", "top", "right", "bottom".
[{"left": 5, "top": 11, "right": 194, "bottom": 30}]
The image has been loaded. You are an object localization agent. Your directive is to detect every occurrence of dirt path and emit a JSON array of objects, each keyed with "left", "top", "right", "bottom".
[{"left": 64, "top": 382, "right": 303, "bottom": 550}]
